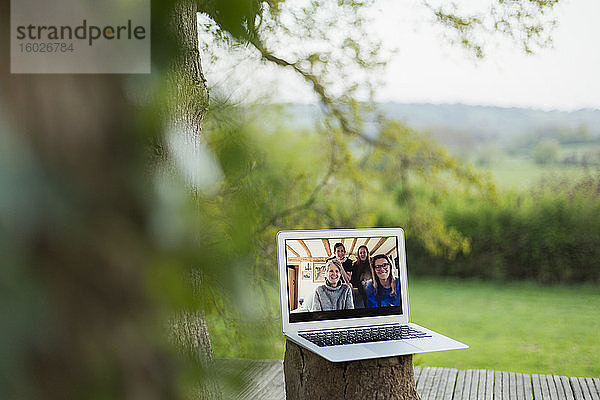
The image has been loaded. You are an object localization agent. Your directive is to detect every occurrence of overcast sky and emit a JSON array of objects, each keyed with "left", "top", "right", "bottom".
[
  {"left": 200, "top": 0, "right": 600, "bottom": 111},
  {"left": 374, "top": 0, "right": 600, "bottom": 111}
]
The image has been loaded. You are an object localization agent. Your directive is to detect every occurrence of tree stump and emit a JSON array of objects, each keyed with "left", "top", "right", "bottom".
[{"left": 283, "top": 339, "right": 422, "bottom": 400}]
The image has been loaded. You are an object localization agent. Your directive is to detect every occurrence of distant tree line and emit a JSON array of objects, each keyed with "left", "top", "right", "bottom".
[{"left": 408, "top": 175, "right": 600, "bottom": 284}]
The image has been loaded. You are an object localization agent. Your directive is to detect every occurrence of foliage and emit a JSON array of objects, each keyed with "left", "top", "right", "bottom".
[
  {"left": 0, "top": 0, "right": 573, "bottom": 399},
  {"left": 187, "top": 0, "right": 560, "bottom": 371},
  {"left": 409, "top": 174, "right": 600, "bottom": 284},
  {"left": 173, "top": 99, "right": 498, "bottom": 363},
  {"left": 531, "top": 139, "right": 560, "bottom": 165}
]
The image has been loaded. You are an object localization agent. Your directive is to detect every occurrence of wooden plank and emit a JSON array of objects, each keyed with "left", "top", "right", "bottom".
[
  {"left": 586, "top": 378, "right": 600, "bottom": 400},
  {"left": 540, "top": 374, "right": 552, "bottom": 400},
  {"left": 215, "top": 359, "right": 600, "bottom": 400},
  {"left": 477, "top": 370, "right": 487, "bottom": 400},
  {"left": 532, "top": 374, "right": 544, "bottom": 400},
  {"left": 516, "top": 373, "right": 526, "bottom": 400},
  {"left": 456, "top": 369, "right": 468, "bottom": 400},
  {"left": 579, "top": 378, "right": 593, "bottom": 400},
  {"left": 414, "top": 366, "right": 422, "bottom": 383},
  {"left": 433, "top": 367, "right": 448, "bottom": 400},
  {"left": 421, "top": 367, "right": 440, "bottom": 400},
  {"left": 432, "top": 366, "right": 451, "bottom": 400},
  {"left": 485, "top": 370, "right": 494, "bottom": 400},
  {"left": 560, "top": 376, "right": 575, "bottom": 400},
  {"left": 510, "top": 372, "right": 518, "bottom": 400},
  {"left": 443, "top": 369, "right": 459, "bottom": 400},
  {"left": 235, "top": 360, "right": 283, "bottom": 400},
  {"left": 470, "top": 369, "right": 481, "bottom": 400},
  {"left": 428, "top": 367, "right": 445, "bottom": 400},
  {"left": 503, "top": 372, "right": 511, "bottom": 400},
  {"left": 464, "top": 369, "right": 474, "bottom": 400},
  {"left": 215, "top": 359, "right": 284, "bottom": 400},
  {"left": 249, "top": 361, "right": 285, "bottom": 400},
  {"left": 524, "top": 373, "right": 534, "bottom": 400},
  {"left": 548, "top": 375, "right": 560, "bottom": 400},
  {"left": 430, "top": 368, "right": 449, "bottom": 399},
  {"left": 496, "top": 371, "right": 504, "bottom": 400},
  {"left": 554, "top": 375, "right": 568, "bottom": 400},
  {"left": 415, "top": 366, "right": 429, "bottom": 395},
  {"left": 593, "top": 379, "right": 600, "bottom": 399},
  {"left": 417, "top": 367, "right": 434, "bottom": 399},
  {"left": 571, "top": 376, "right": 585, "bottom": 400}
]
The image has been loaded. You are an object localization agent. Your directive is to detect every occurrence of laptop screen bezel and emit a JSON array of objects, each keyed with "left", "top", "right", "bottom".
[{"left": 277, "top": 228, "right": 411, "bottom": 334}]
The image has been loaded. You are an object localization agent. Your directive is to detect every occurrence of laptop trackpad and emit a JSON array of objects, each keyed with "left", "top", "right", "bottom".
[{"left": 362, "top": 340, "right": 421, "bottom": 357}]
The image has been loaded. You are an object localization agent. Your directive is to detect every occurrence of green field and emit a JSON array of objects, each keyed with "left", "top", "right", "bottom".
[
  {"left": 409, "top": 278, "right": 600, "bottom": 377},
  {"left": 484, "top": 156, "right": 592, "bottom": 189},
  {"left": 209, "top": 278, "right": 600, "bottom": 377},
  {"left": 479, "top": 140, "right": 600, "bottom": 190}
]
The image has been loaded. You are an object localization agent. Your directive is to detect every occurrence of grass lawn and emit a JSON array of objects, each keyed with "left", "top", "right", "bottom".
[
  {"left": 409, "top": 278, "right": 600, "bottom": 377},
  {"left": 208, "top": 278, "right": 600, "bottom": 377}
]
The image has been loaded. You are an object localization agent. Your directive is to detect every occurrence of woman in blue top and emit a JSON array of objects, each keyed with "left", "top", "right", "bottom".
[{"left": 365, "top": 254, "right": 401, "bottom": 307}]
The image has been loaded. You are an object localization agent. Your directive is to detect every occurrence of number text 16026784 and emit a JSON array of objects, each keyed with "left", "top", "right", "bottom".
[{"left": 19, "top": 42, "right": 74, "bottom": 53}]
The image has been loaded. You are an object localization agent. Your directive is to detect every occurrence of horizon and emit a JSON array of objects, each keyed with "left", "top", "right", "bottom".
[{"left": 277, "top": 101, "right": 600, "bottom": 113}]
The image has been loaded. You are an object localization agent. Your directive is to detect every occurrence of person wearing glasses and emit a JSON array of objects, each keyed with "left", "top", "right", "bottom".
[{"left": 365, "top": 254, "right": 401, "bottom": 307}]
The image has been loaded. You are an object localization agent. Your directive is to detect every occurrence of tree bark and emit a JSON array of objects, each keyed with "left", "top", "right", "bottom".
[
  {"left": 284, "top": 340, "right": 421, "bottom": 400},
  {"left": 0, "top": 0, "right": 215, "bottom": 398},
  {"left": 0, "top": 6, "right": 175, "bottom": 400},
  {"left": 165, "top": 1, "right": 209, "bottom": 140},
  {"left": 166, "top": 2, "right": 219, "bottom": 399}
]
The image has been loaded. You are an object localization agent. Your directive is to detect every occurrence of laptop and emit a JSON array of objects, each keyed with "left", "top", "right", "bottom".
[{"left": 277, "top": 227, "right": 468, "bottom": 362}]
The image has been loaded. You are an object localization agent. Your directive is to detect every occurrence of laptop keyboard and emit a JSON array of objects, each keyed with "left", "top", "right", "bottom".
[{"left": 299, "top": 325, "right": 432, "bottom": 347}]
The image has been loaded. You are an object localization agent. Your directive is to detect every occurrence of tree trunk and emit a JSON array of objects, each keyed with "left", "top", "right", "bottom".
[
  {"left": 166, "top": 2, "right": 220, "bottom": 399},
  {"left": 0, "top": 14, "right": 176, "bottom": 400},
  {"left": 284, "top": 340, "right": 421, "bottom": 400},
  {"left": 0, "top": 0, "right": 215, "bottom": 398}
]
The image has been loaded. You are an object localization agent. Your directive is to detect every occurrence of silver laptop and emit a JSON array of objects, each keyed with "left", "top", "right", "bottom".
[{"left": 277, "top": 227, "right": 468, "bottom": 362}]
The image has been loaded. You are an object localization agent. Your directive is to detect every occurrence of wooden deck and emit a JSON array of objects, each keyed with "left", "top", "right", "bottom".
[{"left": 216, "top": 359, "right": 600, "bottom": 400}]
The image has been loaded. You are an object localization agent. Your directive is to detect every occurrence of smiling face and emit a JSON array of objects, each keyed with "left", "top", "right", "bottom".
[
  {"left": 327, "top": 263, "right": 340, "bottom": 286},
  {"left": 373, "top": 257, "right": 391, "bottom": 282},
  {"left": 335, "top": 245, "right": 345, "bottom": 260},
  {"left": 358, "top": 247, "right": 368, "bottom": 262}
]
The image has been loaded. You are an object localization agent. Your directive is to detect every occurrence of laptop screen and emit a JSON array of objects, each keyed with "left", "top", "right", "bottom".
[{"left": 284, "top": 234, "right": 404, "bottom": 323}]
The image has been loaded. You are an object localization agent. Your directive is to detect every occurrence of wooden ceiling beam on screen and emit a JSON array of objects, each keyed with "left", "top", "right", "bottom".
[
  {"left": 298, "top": 240, "right": 312, "bottom": 257},
  {"left": 286, "top": 245, "right": 300, "bottom": 258},
  {"left": 370, "top": 237, "right": 389, "bottom": 254},
  {"left": 385, "top": 247, "right": 396, "bottom": 257},
  {"left": 363, "top": 238, "right": 371, "bottom": 249},
  {"left": 321, "top": 239, "right": 332, "bottom": 257},
  {"left": 288, "top": 257, "right": 329, "bottom": 263},
  {"left": 349, "top": 238, "right": 357, "bottom": 255}
]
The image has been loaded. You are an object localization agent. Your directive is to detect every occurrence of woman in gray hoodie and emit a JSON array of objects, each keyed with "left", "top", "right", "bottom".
[{"left": 311, "top": 259, "right": 354, "bottom": 311}]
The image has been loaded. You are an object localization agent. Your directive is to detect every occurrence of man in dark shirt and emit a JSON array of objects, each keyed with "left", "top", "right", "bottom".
[{"left": 333, "top": 242, "right": 353, "bottom": 284}]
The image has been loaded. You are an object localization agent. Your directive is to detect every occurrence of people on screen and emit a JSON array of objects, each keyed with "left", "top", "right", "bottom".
[
  {"left": 365, "top": 254, "right": 401, "bottom": 307},
  {"left": 332, "top": 242, "right": 353, "bottom": 284},
  {"left": 350, "top": 244, "right": 372, "bottom": 308},
  {"left": 311, "top": 259, "right": 354, "bottom": 311}
]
